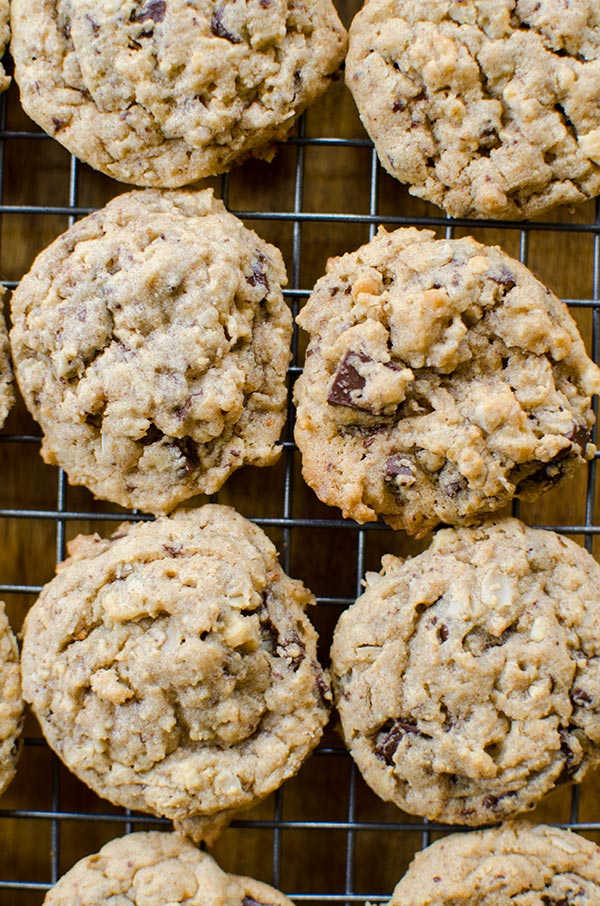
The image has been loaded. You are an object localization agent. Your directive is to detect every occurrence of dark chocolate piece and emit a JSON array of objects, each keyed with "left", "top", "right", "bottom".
[
  {"left": 171, "top": 436, "right": 200, "bottom": 473},
  {"left": 571, "top": 688, "right": 592, "bottom": 707},
  {"left": 327, "top": 351, "right": 369, "bottom": 408},
  {"left": 437, "top": 624, "right": 449, "bottom": 643},
  {"left": 557, "top": 728, "right": 579, "bottom": 783},
  {"left": 568, "top": 423, "right": 592, "bottom": 452},
  {"left": 281, "top": 631, "right": 306, "bottom": 671},
  {"left": 492, "top": 268, "right": 517, "bottom": 291},
  {"left": 375, "top": 719, "right": 422, "bottom": 766},
  {"left": 211, "top": 7, "right": 242, "bottom": 43},
  {"left": 444, "top": 477, "right": 467, "bottom": 498},
  {"left": 384, "top": 455, "right": 413, "bottom": 480},
  {"left": 247, "top": 256, "right": 270, "bottom": 292},
  {"left": 131, "top": 0, "right": 166, "bottom": 23}
]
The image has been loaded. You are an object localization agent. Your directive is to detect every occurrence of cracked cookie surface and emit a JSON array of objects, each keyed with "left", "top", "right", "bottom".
[
  {"left": 0, "top": 602, "right": 24, "bottom": 798},
  {"left": 11, "top": 0, "right": 347, "bottom": 187},
  {"left": 389, "top": 822, "right": 600, "bottom": 905},
  {"left": 43, "top": 830, "right": 294, "bottom": 905},
  {"left": 347, "top": 0, "right": 600, "bottom": 219},
  {"left": 331, "top": 519, "right": 600, "bottom": 826},
  {"left": 294, "top": 227, "right": 600, "bottom": 536},
  {"left": 22, "top": 505, "right": 331, "bottom": 843},
  {"left": 10, "top": 188, "right": 292, "bottom": 514}
]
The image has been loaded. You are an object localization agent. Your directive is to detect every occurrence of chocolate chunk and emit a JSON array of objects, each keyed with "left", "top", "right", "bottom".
[
  {"left": 437, "top": 624, "right": 449, "bottom": 643},
  {"left": 514, "top": 453, "right": 572, "bottom": 494},
  {"left": 557, "top": 728, "right": 579, "bottom": 783},
  {"left": 571, "top": 688, "right": 592, "bottom": 707},
  {"left": 482, "top": 791, "right": 517, "bottom": 810},
  {"left": 375, "top": 719, "right": 422, "bottom": 766},
  {"left": 385, "top": 456, "right": 413, "bottom": 480},
  {"left": 445, "top": 477, "right": 467, "bottom": 498},
  {"left": 328, "top": 352, "right": 404, "bottom": 412},
  {"left": 211, "top": 7, "right": 242, "bottom": 43},
  {"left": 392, "top": 99, "right": 406, "bottom": 112},
  {"left": 315, "top": 670, "right": 330, "bottom": 702},
  {"left": 541, "top": 897, "right": 581, "bottom": 906},
  {"left": 493, "top": 268, "right": 517, "bottom": 291},
  {"left": 568, "top": 423, "right": 592, "bottom": 452},
  {"left": 327, "top": 351, "right": 368, "bottom": 408},
  {"left": 51, "top": 117, "right": 68, "bottom": 132},
  {"left": 259, "top": 591, "right": 280, "bottom": 653},
  {"left": 281, "top": 631, "right": 306, "bottom": 670},
  {"left": 131, "top": 0, "right": 166, "bottom": 23},
  {"left": 171, "top": 436, "right": 200, "bottom": 473},
  {"left": 247, "top": 256, "right": 270, "bottom": 291}
]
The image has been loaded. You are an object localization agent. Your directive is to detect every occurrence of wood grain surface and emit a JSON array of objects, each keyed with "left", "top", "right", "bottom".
[{"left": 0, "top": 1, "right": 599, "bottom": 901}]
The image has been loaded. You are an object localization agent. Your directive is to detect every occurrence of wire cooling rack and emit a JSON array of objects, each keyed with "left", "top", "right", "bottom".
[{"left": 1, "top": 3, "right": 600, "bottom": 902}]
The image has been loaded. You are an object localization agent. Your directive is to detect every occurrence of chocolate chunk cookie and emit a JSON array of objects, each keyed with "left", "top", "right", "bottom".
[
  {"left": 0, "top": 601, "right": 24, "bottom": 798},
  {"left": 22, "top": 505, "right": 331, "bottom": 843},
  {"left": 10, "top": 189, "right": 292, "bottom": 514},
  {"left": 43, "top": 830, "right": 294, "bottom": 905},
  {"left": 11, "top": 0, "right": 347, "bottom": 187},
  {"left": 347, "top": 0, "right": 600, "bottom": 219},
  {"left": 294, "top": 227, "right": 600, "bottom": 536},
  {"left": 331, "top": 518, "right": 600, "bottom": 826},
  {"left": 389, "top": 823, "right": 600, "bottom": 905},
  {"left": 0, "top": 291, "right": 14, "bottom": 429}
]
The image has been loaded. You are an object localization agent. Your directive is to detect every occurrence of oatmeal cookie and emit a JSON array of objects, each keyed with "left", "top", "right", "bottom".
[
  {"left": 0, "top": 601, "right": 24, "bottom": 798},
  {"left": 22, "top": 505, "right": 331, "bottom": 843},
  {"left": 347, "top": 0, "right": 600, "bottom": 219},
  {"left": 43, "top": 831, "right": 294, "bottom": 905},
  {"left": 331, "top": 518, "right": 600, "bottom": 826},
  {"left": 389, "top": 823, "right": 600, "bottom": 905},
  {"left": 294, "top": 227, "right": 600, "bottom": 536},
  {"left": 11, "top": 0, "right": 347, "bottom": 187},
  {"left": 10, "top": 189, "right": 292, "bottom": 514}
]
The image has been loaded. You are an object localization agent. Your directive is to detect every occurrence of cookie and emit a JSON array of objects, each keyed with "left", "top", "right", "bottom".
[
  {"left": 0, "top": 0, "right": 10, "bottom": 93},
  {"left": 11, "top": 0, "right": 347, "bottom": 187},
  {"left": 389, "top": 823, "right": 600, "bottom": 905},
  {"left": 10, "top": 189, "right": 292, "bottom": 514},
  {"left": 346, "top": 0, "right": 600, "bottom": 220},
  {"left": 331, "top": 518, "right": 600, "bottom": 826},
  {"left": 0, "top": 601, "right": 24, "bottom": 798},
  {"left": 43, "top": 831, "right": 294, "bottom": 905},
  {"left": 0, "top": 290, "right": 15, "bottom": 429},
  {"left": 21, "top": 505, "right": 331, "bottom": 843},
  {"left": 294, "top": 227, "right": 600, "bottom": 536}
]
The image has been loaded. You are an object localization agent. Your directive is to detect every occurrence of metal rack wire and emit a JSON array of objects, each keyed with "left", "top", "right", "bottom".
[{"left": 0, "top": 11, "right": 600, "bottom": 903}]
